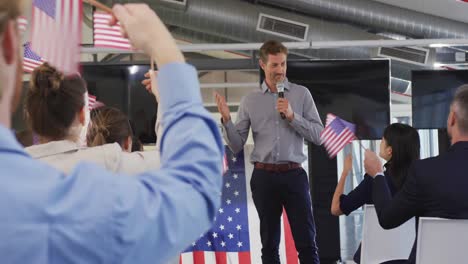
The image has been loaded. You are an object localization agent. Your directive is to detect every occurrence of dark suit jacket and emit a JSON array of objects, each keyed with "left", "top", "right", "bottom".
[{"left": 372, "top": 141, "right": 468, "bottom": 264}]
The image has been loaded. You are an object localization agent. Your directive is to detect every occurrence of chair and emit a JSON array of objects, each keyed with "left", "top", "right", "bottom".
[
  {"left": 360, "top": 205, "right": 415, "bottom": 264},
  {"left": 415, "top": 217, "right": 468, "bottom": 264}
]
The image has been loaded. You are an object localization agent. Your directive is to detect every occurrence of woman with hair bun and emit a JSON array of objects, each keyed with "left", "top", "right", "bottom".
[
  {"left": 25, "top": 63, "right": 162, "bottom": 174},
  {"left": 87, "top": 106, "right": 134, "bottom": 152}
]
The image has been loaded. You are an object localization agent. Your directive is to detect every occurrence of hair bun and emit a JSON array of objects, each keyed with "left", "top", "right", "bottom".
[{"left": 31, "top": 62, "right": 65, "bottom": 97}]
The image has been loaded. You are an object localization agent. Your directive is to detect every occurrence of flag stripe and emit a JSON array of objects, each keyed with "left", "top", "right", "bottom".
[
  {"left": 93, "top": 12, "right": 132, "bottom": 51},
  {"left": 193, "top": 251, "right": 205, "bottom": 264},
  {"left": 204, "top": 252, "right": 216, "bottom": 264},
  {"left": 215, "top": 252, "right": 226, "bottom": 264},
  {"left": 238, "top": 252, "right": 251, "bottom": 264},
  {"left": 329, "top": 129, "right": 355, "bottom": 156},
  {"left": 320, "top": 113, "right": 357, "bottom": 158},
  {"left": 181, "top": 253, "right": 194, "bottom": 264},
  {"left": 283, "top": 209, "right": 299, "bottom": 264}
]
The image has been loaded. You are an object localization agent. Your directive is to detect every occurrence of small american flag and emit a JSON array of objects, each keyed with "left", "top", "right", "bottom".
[
  {"left": 17, "top": 16, "right": 28, "bottom": 33},
  {"left": 31, "top": 0, "right": 82, "bottom": 74},
  {"left": 93, "top": 12, "right": 132, "bottom": 50},
  {"left": 320, "top": 113, "right": 356, "bottom": 158},
  {"left": 23, "top": 42, "right": 44, "bottom": 73}
]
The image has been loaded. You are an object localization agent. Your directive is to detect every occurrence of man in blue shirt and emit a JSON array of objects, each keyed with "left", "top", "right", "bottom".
[{"left": 0, "top": 2, "right": 222, "bottom": 264}]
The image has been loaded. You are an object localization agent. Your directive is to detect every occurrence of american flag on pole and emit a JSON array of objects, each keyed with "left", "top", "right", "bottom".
[
  {"left": 93, "top": 12, "right": 133, "bottom": 50},
  {"left": 320, "top": 113, "right": 356, "bottom": 158},
  {"left": 17, "top": 16, "right": 28, "bottom": 33},
  {"left": 179, "top": 146, "right": 299, "bottom": 264},
  {"left": 23, "top": 42, "right": 45, "bottom": 73},
  {"left": 31, "top": 0, "right": 82, "bottom": 74}
]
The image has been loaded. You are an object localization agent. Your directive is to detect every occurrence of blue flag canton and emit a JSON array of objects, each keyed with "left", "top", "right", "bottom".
[
  {"left": 24, "top": 43, "right": 42, "bottom": 61},
  {"left": 330, "top": 116, "right": 356, "bottom": 134},
  {"left": 187, "top": 147, "right": 251, "bottom": 252},
  {"left": 34, "top": 0, "right": 56, "bottom": 18}
]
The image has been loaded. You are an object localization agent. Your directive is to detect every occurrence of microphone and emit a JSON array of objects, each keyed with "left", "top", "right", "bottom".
[{"left": 276, "top": 81, "right": 286, "bottom": 119}]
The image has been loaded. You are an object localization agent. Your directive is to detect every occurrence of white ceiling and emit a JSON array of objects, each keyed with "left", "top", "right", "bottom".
[{"left": 373, "top": 0, "right": 468, "bottom": 24}]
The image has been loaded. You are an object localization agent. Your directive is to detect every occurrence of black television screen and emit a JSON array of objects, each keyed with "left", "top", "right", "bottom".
[
  {"left": 412, "top": 70, "right": 468, "bottom": 129},
  {"left": 261, "top": 59, "right": 391, "bottom": 140},
  {"left": 81, "top": 64, "right": 158, "bottom": 144}
]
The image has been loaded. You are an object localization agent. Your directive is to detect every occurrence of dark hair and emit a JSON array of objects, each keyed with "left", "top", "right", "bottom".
[
  {"left": 87, "top": 106, "right": 133, "bottom": 149},
  {"left": 131, "top": 137, "right": 144, "bottom": 152},
  {"left": 383, "top": 123, "right": 420, "bottom": 189},
  {"left": 453, "top": 85, "right": 468, "bottom": 134},
  {"left": 259, "top": 40, "right": 288, "bottom": 63},
  {"left": 25, "top": 63, "right": 87, "bottom": 140}
]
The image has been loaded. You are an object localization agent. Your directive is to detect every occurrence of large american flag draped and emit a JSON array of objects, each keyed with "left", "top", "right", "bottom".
[
  {"left": 93, "top": 12, "right": 132, "bottom": 50},
  {"left": 31, "top": 0, "right": 82, "bottom": 74},
  {"left": 320, "top": 113, "right": 356, "bottom": 158},
  {"left": 179, "top": 146, "right": 299, "bottom": 264},
  {"left": 23, "top": 42, "right": 45, "bottom": 73}
]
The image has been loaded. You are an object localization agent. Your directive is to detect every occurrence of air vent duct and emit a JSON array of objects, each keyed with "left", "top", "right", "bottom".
[
  {"left": 379, "top": 47, "right": 429, "bottom": 66},
  {"left": 256, "top": 13, "right": 308, "bottom": 41}
]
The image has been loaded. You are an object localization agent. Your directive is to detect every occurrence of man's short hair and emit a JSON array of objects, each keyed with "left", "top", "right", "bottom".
[
  {"left": 259, "top": 40, "right": 288, "bottom": 64},
  {"left": 453, "top": 85, "right": 468, "bottom": 135},
  {"left": 0, "top": 0, "right": 24, "bottom": 98}
]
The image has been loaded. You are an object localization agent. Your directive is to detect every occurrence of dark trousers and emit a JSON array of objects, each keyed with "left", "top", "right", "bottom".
[{"left": 250, "top": 168, "right": 320, "bottom": 264}]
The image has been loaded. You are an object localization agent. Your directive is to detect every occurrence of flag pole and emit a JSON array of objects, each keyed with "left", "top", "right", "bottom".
[
  {"left": 84, "top": 0, "right": 113, "bottom": 14},
  {"left": 357, "top": 140, "right": 366, "bottom": 151}
]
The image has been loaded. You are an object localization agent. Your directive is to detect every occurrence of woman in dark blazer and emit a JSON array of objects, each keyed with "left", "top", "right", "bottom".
[{"left": 331, "top": 123, "right": 420, "bottom": 264}]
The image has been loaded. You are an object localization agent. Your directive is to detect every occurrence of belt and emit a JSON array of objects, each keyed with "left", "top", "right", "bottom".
[{"left": 254, "top": 162, "right": 301, "bottom": 172}]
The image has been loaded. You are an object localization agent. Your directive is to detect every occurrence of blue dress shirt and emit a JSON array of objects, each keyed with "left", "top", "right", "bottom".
[{"left": 0, "top": 63, "right": 223, "bottom": 264}]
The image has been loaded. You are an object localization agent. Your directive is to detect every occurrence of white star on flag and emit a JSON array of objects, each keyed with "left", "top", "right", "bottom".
[
  {"left": 228, "top": 216, "right": 233, "bottom": 222},
  {"left": 234, "top": 191, "right": 239, "bottom": 196},
  {"left": 192, "top": 242, "right": 196, "bottom": 246},
  {"left": 221, "top": 241, "right": 226, "bottom": 247},
  {"left": 236, "top": 225, "right": 242, "bottom": 230},
  {"left": 226, "top": 199, "right": 232, "bottom": 205},
  {"left": 232, "top": 157, "right": 237, "bottom": 162},
  {"left": 219, "top": 208, "right": 224, "bottom": 214},
  {"left": 233, "top": 174, "right": 238, "bottom": 179},
  {"left": 207, "top": 241, "right": 212, "bottom": 247},
  {"left": 225, "top": 182, "right": 231, "bottom": 188},
  {"left": 219, "top": 225, "right": 225, "bottom": 230},
  {"left": 228, "top": 233, "right": 234, "bottom": 239},
  {"left": 237, "top": 242, "right": 243, "bottom": 248},
  {"left": 212, "top": 232, "right": 218, "bottom": 238},
  {"left": 235, "top": 208, "right": 241, "bottom": 213}
]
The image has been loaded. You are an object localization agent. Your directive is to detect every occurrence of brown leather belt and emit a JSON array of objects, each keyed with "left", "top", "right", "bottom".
[{"left": 254, "top": 162, "right": 301, "bottom": 172}]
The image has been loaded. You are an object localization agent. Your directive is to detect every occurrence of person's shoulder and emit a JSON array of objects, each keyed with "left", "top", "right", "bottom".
[
  {"left": 77, "top": 143, "right": 123, "bottom": 171},
  {"left": 80, "top": 143, "right": 121, "bottom": 155},
  {"left": 287, "top": 81, "right": 308, "bottom": 92}
]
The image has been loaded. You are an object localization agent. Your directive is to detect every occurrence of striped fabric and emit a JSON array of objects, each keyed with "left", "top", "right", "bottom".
[
  {"left": 31, "top": 0, "right": 82, "bottom": 74},
  {"left": 320, "top": 113, "right": 356, "bottom": 158},
  {"left": 93, "top": 12, "right": 132, "bottom": 50}
]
